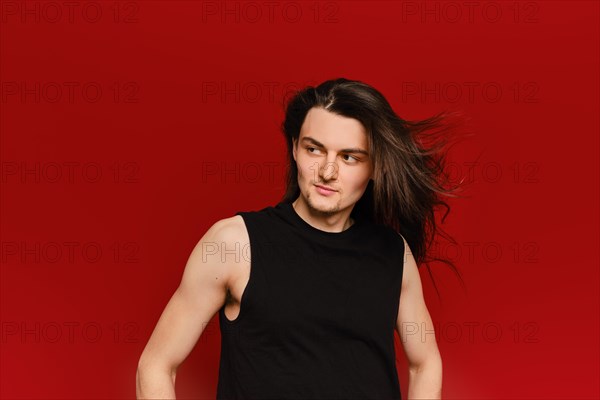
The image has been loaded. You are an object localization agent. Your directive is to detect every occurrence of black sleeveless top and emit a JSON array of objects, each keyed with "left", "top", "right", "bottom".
[{"left": 216, "top": 201, "right": 405, "bottom": 399}]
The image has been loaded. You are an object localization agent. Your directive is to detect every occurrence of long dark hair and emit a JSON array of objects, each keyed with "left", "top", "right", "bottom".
[{"left": 279, "top": 78, "right": 470, "bottom": 298}]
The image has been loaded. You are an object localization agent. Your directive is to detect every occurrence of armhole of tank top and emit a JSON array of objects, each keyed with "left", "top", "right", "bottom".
[
  {"left": 396, "top": 232, "right": 406, "bottom": 294},
  {"left": 220, "top": 212, "right": 254, "bottom": 325}
]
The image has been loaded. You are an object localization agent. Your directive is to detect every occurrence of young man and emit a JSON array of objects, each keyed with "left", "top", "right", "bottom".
[{"left": 137, "top": 78, "right": 450, "bottom": 399}]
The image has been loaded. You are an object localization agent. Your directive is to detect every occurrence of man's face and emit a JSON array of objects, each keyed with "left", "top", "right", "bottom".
[{"left": 292, "top": 107, "right": 373, "bottom": 216}]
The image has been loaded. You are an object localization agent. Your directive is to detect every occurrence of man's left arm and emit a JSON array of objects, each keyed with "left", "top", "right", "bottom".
[{"left": 396, "top": 235, "right": 443, "bottom": 399}]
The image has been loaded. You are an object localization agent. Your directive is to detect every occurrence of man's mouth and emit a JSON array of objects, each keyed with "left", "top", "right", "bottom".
[{"left": 314, "top": 184, "right": 337, "bottom": 195}]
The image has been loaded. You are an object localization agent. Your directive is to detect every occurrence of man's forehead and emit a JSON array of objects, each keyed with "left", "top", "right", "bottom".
[{"left": 295, "top": 108, "right": 369, "bottom": 150}]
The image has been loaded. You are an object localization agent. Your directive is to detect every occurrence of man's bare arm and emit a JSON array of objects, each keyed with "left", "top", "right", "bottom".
[
  {"left": 136, "top": 216, "right": 244, "bottom": 399},
  {"left": 396, "top": 235, "right": 443, "bottom": 399}
]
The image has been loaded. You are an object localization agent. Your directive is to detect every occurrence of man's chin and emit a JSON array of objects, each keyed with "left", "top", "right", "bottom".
[{"left": 307, "top": 198, "right": 340, "bottom": 215}]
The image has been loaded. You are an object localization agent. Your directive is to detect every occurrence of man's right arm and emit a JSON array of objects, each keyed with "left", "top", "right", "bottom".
[{"left": 136, "top": 216, "right": 243, "bottom": 399}]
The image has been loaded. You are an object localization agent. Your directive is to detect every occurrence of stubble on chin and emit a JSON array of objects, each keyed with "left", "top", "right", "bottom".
[{"left": 306, "top": 191, "right": 341, "bottom": 216}]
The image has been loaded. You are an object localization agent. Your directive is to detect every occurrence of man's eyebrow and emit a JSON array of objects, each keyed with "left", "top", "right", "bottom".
[{"left": 300, "top": 136, "right": 370, "bottom": 156}]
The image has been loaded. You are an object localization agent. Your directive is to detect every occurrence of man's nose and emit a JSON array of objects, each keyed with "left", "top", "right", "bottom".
[{"left": 318, "top": 154, "right": 339, "bottom": 181}]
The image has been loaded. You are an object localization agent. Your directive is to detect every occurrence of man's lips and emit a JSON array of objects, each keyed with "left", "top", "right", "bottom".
[{"left": 315, "top": 184, "right": 337, "bottom": 192}]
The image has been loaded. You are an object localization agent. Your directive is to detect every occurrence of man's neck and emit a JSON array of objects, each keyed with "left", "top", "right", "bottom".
[{"left": 291, "top": 198, "right": 355, "bottom": 233}]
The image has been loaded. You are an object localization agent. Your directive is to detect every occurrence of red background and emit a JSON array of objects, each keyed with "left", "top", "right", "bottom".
[{"left": 1, "top": 1, "right": 598, "bottom": 399}]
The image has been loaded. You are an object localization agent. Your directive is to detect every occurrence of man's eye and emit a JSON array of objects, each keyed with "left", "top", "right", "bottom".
[
  {"left": 343, "top": 154, "right": 358, "bottom": 163},
  {"left": 307, "top": 146, "right": 320, "bottom": 154}
]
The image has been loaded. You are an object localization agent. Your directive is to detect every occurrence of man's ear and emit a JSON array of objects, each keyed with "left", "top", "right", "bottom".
[{"left": 292, "top": 138, "right": 297, "bottom": 162}]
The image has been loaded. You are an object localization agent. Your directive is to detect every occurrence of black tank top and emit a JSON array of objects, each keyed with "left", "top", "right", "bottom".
[{"left": 216, "top": 201, "right": 405, "bottom": 399}]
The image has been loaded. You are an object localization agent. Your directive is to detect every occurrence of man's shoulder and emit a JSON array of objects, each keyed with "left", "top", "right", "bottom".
[
  {"left": 206, "top": 215, "right": 249, "bottom": 243},
  {"left": 208, "top": 203, "right": 285, "bottom": 243}
]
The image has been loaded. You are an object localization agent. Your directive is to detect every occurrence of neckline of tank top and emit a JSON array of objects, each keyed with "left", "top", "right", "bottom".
[{"left": 275, "top": 201, "right": 363, "bottom": 240}]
